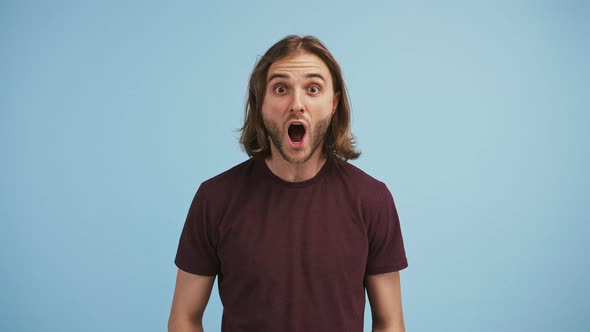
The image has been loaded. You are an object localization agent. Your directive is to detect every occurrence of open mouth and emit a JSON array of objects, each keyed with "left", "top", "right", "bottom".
[{"left": 288, "top": 123, "right": 306, "bottom": 143}]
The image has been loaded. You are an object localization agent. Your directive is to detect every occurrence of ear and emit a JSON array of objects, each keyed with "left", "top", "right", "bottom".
[{"left": 332, "top": 91, "right": 341, "bottom": 114}]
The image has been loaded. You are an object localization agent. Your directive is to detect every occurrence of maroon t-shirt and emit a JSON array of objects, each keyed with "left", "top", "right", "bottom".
[{"left": 174, "top": 156, "right": 408, "bottom": 331}]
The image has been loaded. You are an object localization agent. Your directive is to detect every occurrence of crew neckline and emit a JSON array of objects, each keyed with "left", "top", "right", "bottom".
[{"left": 256, "top": 156, "right": 333, "bottom": 188}]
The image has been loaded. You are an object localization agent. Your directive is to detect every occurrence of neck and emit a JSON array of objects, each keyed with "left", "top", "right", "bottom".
[{"left": 264, "top": 148, "right": 328, "bottom": 183}]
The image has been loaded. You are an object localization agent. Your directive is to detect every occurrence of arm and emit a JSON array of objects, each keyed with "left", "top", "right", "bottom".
[
  {"left": 365, "top": 271, "right": 406, "bottom": 332},
  {"left": 168, "top": 268, "right": 216, "bottom": 332}
]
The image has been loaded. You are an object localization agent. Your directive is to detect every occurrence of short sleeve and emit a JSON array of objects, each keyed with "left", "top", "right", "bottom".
[
  {"left": 174, "top": 184, "right": 220, "bottom": 276},
  {"left": 364, "top": 183, "right": 408, "bottom": 275}
]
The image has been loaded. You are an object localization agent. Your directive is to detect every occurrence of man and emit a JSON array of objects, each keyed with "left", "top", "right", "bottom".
[{"left": 168, "top": 35, "right": 408, "bottom": 332}]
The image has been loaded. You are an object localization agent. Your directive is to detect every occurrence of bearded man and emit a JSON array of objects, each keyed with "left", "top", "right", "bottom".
[{"left": 169, "top": 35, "right": 409, "bottom": 332}]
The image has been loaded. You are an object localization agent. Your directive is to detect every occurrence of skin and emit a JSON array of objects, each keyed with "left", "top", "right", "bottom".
[
  {"left": 168, "top": 270, "right": 215, "bottom": 332},
  {"left": 261, "top": 51, "right": 340, "bottom": 182},
  {"left": 168, "top": 50, "right": 405, "bottom": 331},
  {"left": 366, "top": 271, "right": 406, "bottom": 331}
]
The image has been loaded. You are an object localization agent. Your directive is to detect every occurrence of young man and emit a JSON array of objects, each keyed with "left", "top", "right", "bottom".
[{"left": 169, "top": 35, "right": 408, "bottom": 332}]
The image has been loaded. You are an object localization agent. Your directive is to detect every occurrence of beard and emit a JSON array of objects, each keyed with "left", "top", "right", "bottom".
[{"left": 263, "top": 115, "right": 331, "bottom": 164}]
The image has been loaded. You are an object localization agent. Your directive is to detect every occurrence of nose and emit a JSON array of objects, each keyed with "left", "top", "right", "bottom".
[{"left": 289, "top": 89, "right": 304, "bottom": 113}]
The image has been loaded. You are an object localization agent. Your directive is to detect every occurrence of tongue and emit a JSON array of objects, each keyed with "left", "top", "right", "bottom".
[{"left": 288, "top": 124, "right": 305, "bottom": 143}]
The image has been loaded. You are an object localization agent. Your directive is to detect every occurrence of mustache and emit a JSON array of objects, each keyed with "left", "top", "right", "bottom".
[{"left": 285, "top": 115, "right": 308, "bottom": 124}]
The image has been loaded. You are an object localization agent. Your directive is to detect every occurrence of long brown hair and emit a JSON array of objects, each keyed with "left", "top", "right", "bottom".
[{"left": 239, "top": 35, "right": 360, "bottom": 161}]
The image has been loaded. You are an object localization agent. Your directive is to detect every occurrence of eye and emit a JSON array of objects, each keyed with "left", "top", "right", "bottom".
[
  {"left": 274, "top": 85, "right": 286, "bottom": 94},
  {"left": 308, "top": 85, "right": 320, "bottom": 94}
]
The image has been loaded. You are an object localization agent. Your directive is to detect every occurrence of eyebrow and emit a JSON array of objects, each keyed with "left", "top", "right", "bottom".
[{"left": 267, "top": 73, "right": 327, "bottom": 83}]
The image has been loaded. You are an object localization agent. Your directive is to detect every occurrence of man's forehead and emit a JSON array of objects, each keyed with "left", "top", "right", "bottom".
[{"left": 267, "top": 52, "right": 330, "bottom": 79}]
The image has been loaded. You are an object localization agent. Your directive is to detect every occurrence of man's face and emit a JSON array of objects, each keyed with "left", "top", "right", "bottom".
[{"left": 261, "top": 51, "right": 340, "bottom": 164}]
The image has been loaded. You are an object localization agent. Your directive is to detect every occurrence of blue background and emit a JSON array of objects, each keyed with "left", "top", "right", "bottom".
[{"left": 2, "top": 1, "right": 588, "bottom": 331}]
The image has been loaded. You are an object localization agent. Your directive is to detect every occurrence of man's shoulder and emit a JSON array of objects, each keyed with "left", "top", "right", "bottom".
[
  {"left": 200, "top": 158, "right": 255, "bottom": 191},
  {"left": 332, "top": 160, "right": 396, "bottom": 213},
  {"left": 332, "top": 159, "right": 387, "bottom": 191}
]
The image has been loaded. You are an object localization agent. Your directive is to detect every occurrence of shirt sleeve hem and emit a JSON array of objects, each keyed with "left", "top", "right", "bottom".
[
  {"left": 174, "top": 258, "right": 218, "bottom": 276},
  {"left": 365, "top": 258, "right": 408, "bottom": 275}
]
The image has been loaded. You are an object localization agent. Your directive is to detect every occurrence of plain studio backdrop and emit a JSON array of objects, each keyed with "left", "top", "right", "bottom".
[{"left": 2, "top": 1, "right": 588, "bottom": 331}]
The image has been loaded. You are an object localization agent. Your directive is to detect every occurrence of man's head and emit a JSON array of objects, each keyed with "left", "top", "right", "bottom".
[{"left": 240, "top": 35, "right": 360, "bottom": 162}]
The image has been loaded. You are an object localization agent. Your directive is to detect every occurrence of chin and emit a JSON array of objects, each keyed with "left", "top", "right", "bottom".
[
  {"left": 280, "top": 148, "right": 311, "bottom": 165},
  {"left": 285, "top": 154, "right": 309, "bottom": 165}
]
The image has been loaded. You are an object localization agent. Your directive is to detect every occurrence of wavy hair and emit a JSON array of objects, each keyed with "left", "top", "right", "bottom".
[{"left": 239, "top": 35, "right": 360, "bottom": 161}]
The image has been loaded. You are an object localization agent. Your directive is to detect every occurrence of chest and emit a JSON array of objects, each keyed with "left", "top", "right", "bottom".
[{"left": 216, "top": 187, "right": 369, "bottom": 284}]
